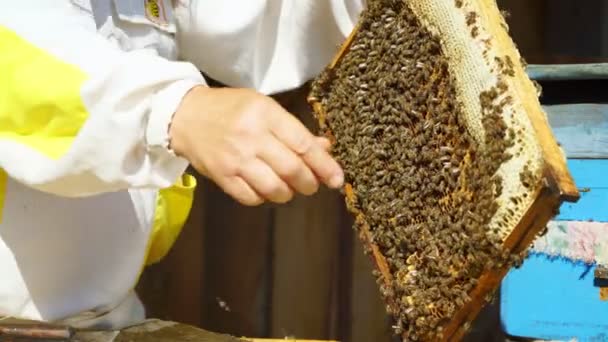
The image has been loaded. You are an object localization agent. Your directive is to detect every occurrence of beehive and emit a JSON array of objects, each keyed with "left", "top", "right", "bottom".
[{"left": 307, "top": 0, "right": 579, "bottom": 341}]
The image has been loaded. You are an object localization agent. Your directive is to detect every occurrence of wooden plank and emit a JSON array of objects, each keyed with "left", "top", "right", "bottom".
[
  {"left": 528, "top": 64, "right": 608, "bottom": 81},
  {"left": 246, "top": 340, "right": 338, "bottom": 342},
  {"left": 269, "top": 86, "right": 346, "bottom": 340},
  {"left": 160, "top": 173, "right": 206, "bottom": 326},
  {"left": 463, "top": 297, "right": 504, "bottom": 342},
  {"left": 558, "top": 189, "right": 608, "bottom": 222},
  {"left": 270, "top": 189, "right": 343, "bottom": 340},
  {"left": 136, "top": 171, "right": 206, "bottom": 326},
  {"left": 328, "top": 208, "right": 354, "bottom": 342},
  {"left": 200, "top": 181, "right": 273, "bottom": 338},
  {"left": 544, "top": 0, "right": 605, "bottom": 64},
  {"left": 350, "top": 237, "right": 393, "bottom": 342},
  {"left": 560, "top": 159, "right": 608, "bottom": 188},
  {"left": 554, "top": 160, "right": 608, "bottom": 222},
  {"left": 501, "top": 255, "right": 608, "bottom": 340},
  {"left": 603, "top": 3, "right": 608, "bottom": 57},
  {"left": 495, "top": 0, "right": 547, "bottom": 64},
  {"left": 545, "top": 104, "right": 608, "bottom": 159}
]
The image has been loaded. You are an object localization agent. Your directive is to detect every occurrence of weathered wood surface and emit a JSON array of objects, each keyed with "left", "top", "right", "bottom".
[
  {"left": 495, "top": 0, "right": 547, "bottom": 64},
  {"left": 544, "top": 1, "right": 606, "bottom": 67},
  {"left": 71, "top": 320, "right": 338, "bottom": 342},
  {"left": 200, "top": 182, "right": 274, "bottom": 338},
  {"left": 248, "top": 340, "right": 337, "bottom": 342},
  {"left": 270, "top": 191, "right": 343, "bottom": 339},
  {"left": 349, "top": 238, "right": 393, "bottom": 342},
  {"left": 528, "top": 64, "right": 608, "bottom": 81},
  {"left": 0, "top": 319, "right": 343, "bottom": 342},
  {"left": 269, "top": 87, "right": 349, "bottom": 340},
  {"left": 544, "top": 104, "right": 608, "bottom": 159}
]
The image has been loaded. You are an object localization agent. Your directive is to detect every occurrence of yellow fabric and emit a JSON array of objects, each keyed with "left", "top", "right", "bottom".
[
  {"left": 144, "top": 173, "right": 197, "bottom": 265},
  {"left": 0, "top": 26, "right": 89, "bottom": 160},
  {"left": 0, "top": 170, "right": 6, "bottom": 223}
]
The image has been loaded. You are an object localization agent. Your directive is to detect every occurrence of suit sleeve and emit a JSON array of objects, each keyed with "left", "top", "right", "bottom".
[{"left": 0, "top": 2, "right": 206, "bottom": 197}]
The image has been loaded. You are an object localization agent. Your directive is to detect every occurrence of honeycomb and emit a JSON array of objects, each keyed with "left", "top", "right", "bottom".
[{"left": 307, "top": 0, "right": 556, "bottom": 340}]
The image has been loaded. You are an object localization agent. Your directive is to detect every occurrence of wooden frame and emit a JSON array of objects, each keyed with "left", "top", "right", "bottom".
[{"left": 307, "top": 2, "right": 580, "bottom": 341}]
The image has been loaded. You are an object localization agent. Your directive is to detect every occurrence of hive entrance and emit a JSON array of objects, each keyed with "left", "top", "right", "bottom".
[{"left": 308, "top": 0, "right": 578, "bottom": 341}]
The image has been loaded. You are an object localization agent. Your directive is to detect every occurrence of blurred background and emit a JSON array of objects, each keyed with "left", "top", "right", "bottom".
[{"left": 136, "top": 1, "right": 608, "bottom": 341}]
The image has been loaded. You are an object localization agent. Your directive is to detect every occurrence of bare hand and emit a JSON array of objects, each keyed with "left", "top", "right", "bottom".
[{"left": 169, "top": 86, "right": 344, "bottom": 206}]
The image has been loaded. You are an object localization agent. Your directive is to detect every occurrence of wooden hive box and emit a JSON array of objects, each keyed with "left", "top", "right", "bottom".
[
  {"left": 307, "top": 0, "right": 580, "bottom": 341},
  {"left": 500, "top": 64, "right": 608, "bottom": 340}
]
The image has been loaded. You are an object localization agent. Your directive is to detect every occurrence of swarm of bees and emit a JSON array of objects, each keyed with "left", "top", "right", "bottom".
[{"left": 309, "top": 0, "right": 534, "bottom": 340}]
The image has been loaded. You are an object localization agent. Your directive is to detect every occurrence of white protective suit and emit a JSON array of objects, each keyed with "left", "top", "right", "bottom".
[{"left": 0, "top": 0, "right": 364, "bottom": 330}]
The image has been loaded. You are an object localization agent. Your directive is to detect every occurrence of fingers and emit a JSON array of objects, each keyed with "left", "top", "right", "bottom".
[
  {"left": 270, "top": 113, "right": 343, "bottom": 189},
  {"left": 239, "top": 158, "right": 294, "bottom": 203},
  {"left": 207, "top": 134, "right": 331, "bottom": 206},
  {"left": 303, "top": 145, "right": 344, "bottom": 188},
  {"left": 215, "top": 175, "right": 265, "bottom": 206},
  {"left": 269, "top": 111, "right": 317, "bottom": 154},
  {"left": 315, "top": 136, "right": 332, "bottom": 151},
  {"left": 258, "top": 135, "right": 320, "bottom": 196}
]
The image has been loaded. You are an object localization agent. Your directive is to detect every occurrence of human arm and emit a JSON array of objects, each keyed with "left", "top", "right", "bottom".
[
  {"left": 1, "top": 2, "right": 344, "bottom": 205},
  {"left": 165, "top": 0, "right": 363, "bottom": 204},
  {"left": 169, "top": 86, "right": 344, "bottom": 206},
  {"left": 0, "top": 2, "right": 206, "bottom": 197}
]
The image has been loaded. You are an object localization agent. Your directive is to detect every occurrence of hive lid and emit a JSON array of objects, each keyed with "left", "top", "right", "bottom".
[{"left": 527, "top": 63, "right": 608, "bottom": 81}]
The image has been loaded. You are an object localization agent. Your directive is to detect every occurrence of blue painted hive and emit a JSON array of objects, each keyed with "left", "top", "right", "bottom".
[{"left": 501, "top": 64, "right": 608, "bottom": 341}]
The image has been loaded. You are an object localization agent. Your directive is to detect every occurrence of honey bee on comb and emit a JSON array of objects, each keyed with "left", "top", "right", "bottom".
[{"left": 308, "top": 0, "right": 578, "bottom": 341}]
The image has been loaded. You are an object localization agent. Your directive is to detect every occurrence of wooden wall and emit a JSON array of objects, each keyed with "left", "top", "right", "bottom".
[
  {"left": 136, "top": 2, "right": 608, "bottom": 342},
  {"left": 136, "top": 85, "right": 394, "bottom": 342},
  {"left": 496, "top": 0, "right": 608, "bottom": 64}
]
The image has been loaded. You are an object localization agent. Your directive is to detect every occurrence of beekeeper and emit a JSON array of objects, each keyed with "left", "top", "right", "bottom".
[{"left": 0, "top": 0, "right": 365, "bottom": 331}]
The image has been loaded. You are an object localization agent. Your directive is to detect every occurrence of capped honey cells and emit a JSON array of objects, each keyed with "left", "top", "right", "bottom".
[{"left": 309, "top": 0, "right": 532, "bottom": 340}]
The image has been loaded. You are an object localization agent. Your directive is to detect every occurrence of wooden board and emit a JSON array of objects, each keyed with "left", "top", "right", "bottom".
[
  {"left": 545, "top": 104, "right": 608, "bottom": 159},
  {"left": 246, "top": 340, "right": 338, "bottom": 342},
  {"left": 495, "top": 0, "right": 547, "bottom": 64},
  {"left": 543, "top": 1, "right": 605, "bottom": 65},
  {"left": 528, "top": 64, "right": 608, "bottom": 81},
  {"left": 269, "top": 87, "right": 348, "bottom": 341},
  {"left": 270, "top": 191, "right": 343, "bottom": 339},
  {"left": 552, "top": 159, "right": 608, "bottom": 222},
  {"left": 349, "top": 237, "right": 393, "bottom": 342},
  {"left": 501, "top": 255, "right": 608, "bottom": 341},
  {"left": 200, "top": 181, "right": 273, "bottom": 338},
  {"left": 501, "top": 159, "right": 608, "bottom": 341}
]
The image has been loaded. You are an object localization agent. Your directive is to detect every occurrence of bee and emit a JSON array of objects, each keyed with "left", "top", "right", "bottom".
[
  {"left": 215, "top": 297, "right": 231, "bottom": 312},
  {"left": 466, "top": 12, "right": 478, "bottom": 26}
]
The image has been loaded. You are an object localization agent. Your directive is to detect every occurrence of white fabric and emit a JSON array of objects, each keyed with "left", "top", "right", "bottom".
[
  {"left": 0, "top": 0, "right": 196, "bottom": 327},
  {"left": 0, "top": 0, "right": 363, "bottom": 329},
  {"left": 0, "top": 176, "right": 153, "bottom": 327},
  {"left": 0, "top": 1, "right": 203, "bottom": 196},
  {"left": 174, "top": 0, "right": 365, "bottom": 94}
]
